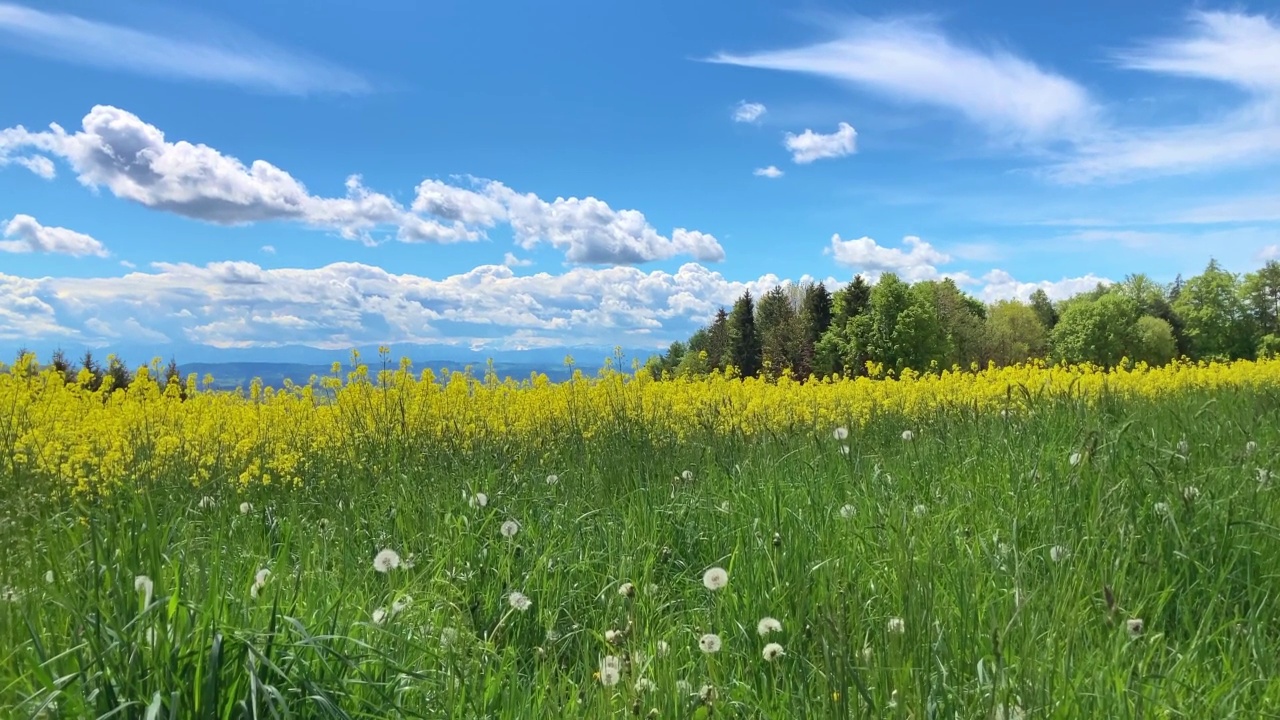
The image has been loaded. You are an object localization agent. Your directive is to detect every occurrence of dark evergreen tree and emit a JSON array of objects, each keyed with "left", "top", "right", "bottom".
[
  {"left": 1029, "top": 289, "right": 1059, "bottom": 331},
  {"left": 727, "top": 291, "right": 762, "bottom": 377}
]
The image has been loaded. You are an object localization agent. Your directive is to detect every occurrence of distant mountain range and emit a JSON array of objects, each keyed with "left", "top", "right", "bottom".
[{"left": 1, "top": 341, "right": 665, "bottom": 389}]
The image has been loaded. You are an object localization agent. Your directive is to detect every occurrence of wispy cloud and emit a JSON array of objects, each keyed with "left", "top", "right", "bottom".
[
  {"left": 708, "top": 16, "right": 1095, "bottom": 142},
  {"left": 785, "top": 122, "right": 857, "bottom": 163},
  {"left": 753, "top": 165, "right": 784, "bottom": 178},
  {"left": 0, "top": 2, "right": 370, "bottom": 95},
  {"left": 1046, "top": 10, "right": 1280, "bottom": 184},
  {"left": 733, "top": 101, "right": 767, "bottom": 123}
]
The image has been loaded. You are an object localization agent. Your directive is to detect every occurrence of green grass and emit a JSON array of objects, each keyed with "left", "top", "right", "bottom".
[{"left": 3, "top": 387, "right": 1280, "bottom": 718}]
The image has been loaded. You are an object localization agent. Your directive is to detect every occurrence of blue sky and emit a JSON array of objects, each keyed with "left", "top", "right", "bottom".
[{"left": 2, "top": 0, "right": 1279, "bottom": 361}]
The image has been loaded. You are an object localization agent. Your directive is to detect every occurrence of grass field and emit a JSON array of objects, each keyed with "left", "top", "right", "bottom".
[{"left": 3, "top": 360, "right": 1280, "bottom": 718}]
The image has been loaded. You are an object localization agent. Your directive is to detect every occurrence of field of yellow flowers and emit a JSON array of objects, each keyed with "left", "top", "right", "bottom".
[{"left": 3, "top": 355, "right": 1280, "bottom": 717}]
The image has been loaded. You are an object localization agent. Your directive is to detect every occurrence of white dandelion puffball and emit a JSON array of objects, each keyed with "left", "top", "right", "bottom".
[
  {"left": 757, "top": 617, "right": 782, "bottom": 636},
  {"left": 239, "top": 502, "right": 252, "bottom": 515},
  {"left": 886, "top": 617, "right": 905, "bottom": 634},
  {"left": 392, "top": 595, "right": 412, "bottom": 614},
  {"left": 1069, "top": 452, "right": 1081, "bottom": 466},
  {"left": 618, "top": 582, "right": 635, "bottom": 598},
  {"left": 839, "top": 444, "right": 851, "bottom": 455},
  {"left": 469, "top": 492, "right": 488, "bottom": 509},
  {"left": 681, "top": 469, "right": 694, "bottom": 482},
  {"left": 1050, "top": 545, "right": 1068, "bottom": 563},
  {"left": 605, "top": 629, "right": 621, "bottom": 644},
  {"left": 901, "top": 430, "right": 915, "bottom": 441},
  {"left": 913, "top": 504, "right": 927, "bottom": 516},
  {"left": 833, "top": 426, "right": 849, "bottom": 441},
  {"left": 500, "top": 520, "right": 520, "bottom": 538},
  {"left": 1245, "top": 441, "right": 1258, "bottom": 455},
  {"left": 718, "top": 500, "right": 731, "bottom": 513},
  {"left": 199, "top": 496, "right": 216, "bottom": 509},
  {"left": 255, "top": 568, "right": 271, "bottom": 585},
  {"left": 1154, "top": 501, "right": 1170, "bottom": 516},
  {"left": 1177, "top": 439, "right": 1189, "bottom": 456},
  {"left": 508, "top": 591, "right": 532, "bottom": 612},
  {"left": 1182, "top": 486, "right": 1200, "bottom": 502},
  {"left": 440, "top": 627, "right": 459, "bottom": 646},
  {"left": 698, "top": 633, "right": 722, "bottom": 653},
  {"left": 762, "top": 642, "right": 785, "bottom": 661},
  {"left": 839, "top": 504, "right": 856, "bottom": 519},
  {"left": 702, "top": 567, "right": 729, "bottom": 591},
  {"left": 634, "top": 677, "right": 656, "bottom": 693},
  {"left": 545, "top": 474, "right": 559, "bottom": 485},
  {"left": 1126, "top": 617, "right": 1144, "bottom": 637},
  {"left": 372, "top": 607, "right": 388, "bottom": 625},
  {"left": 44, "top": 570, "right": 54, "bottom": 584},
  {"left": 134, "top": 575, "right": 154, "bottom": 605},
  {"left": 600, "top": 655, "right": 622, "bottom": 686},
  {"left": 656, "top": 640, "right": 670, "bottom": 656},
  {"left": 373, "top": 548, "right": 402, "bottom": 573}
]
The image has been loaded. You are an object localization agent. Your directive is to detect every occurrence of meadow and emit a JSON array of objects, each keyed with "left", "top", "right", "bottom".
[{"left": 2, "top": 355, "right": 1280, "bottom": 718}]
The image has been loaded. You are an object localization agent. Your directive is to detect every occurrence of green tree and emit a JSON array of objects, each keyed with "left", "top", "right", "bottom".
[
  {"left": 1172, "top": 259, "right": 1252, "bottom": 360},
  {"left": 727, "top": 291, "right": 762, "bottom": 377},
  {"left": 705, "top": 308, "right": 730, "bottom": 371},
  {"left": 1131, "top": 315, "right": 1177, "bottom": 366},
  {"left": 982, "top": 300, "right": 1048, "bottom": 367},
  {"left": 756, "top": 285, "right": 801, "bottom": 379},
  {"left": 1242, "top": 260, "right": 1280, "bottom": 342},
  {"left": 915, "top": 278, "right": 986, "bottom": 369},
  {"left": 850, "top": 274, "right": 944, "bottom": 375},
  {"left": 1118, "top": 273, "right": 1188, "bottom": 357},
  {"left": 798, "top": 282, "right": 833, "bottom": 379},
  {"left": 1029, "top": 289, "right": 1059, "bottom": 332},
  {"left": 1050, "top": 293, "right": 1140, "bottom": 367},
  {"left": 832, "top": 276, "right": 872, "bottom": 327}
]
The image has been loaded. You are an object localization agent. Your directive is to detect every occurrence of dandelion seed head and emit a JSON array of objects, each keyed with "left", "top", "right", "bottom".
[
  {"left": 44, "top": 570, "right": 53, "bottom": 584},
  {"left": 1182, "top": 485, "right": 1200, "bottom": 502},
  {"left": 198, "top": 496, "right": 216, "bottom": 509},
  {"left": 718, "top": 500, "right": 730, "bottom": 513},
  {"left": 762, "top": 642, "right": 785, "bottom": 661},
  {"left": 833, "top": 426, "right": 849, "bottom": 440},
  {"left": 1177, "top": 439, "right": 1189, "bottom": 456},
  {"left": 886, "top": 617, "right": 905, "bottom": 634},
  {"left": 373, "top": 548, "right": 402, "bottom": 573},
  {"left": 372, "top": 607, "right": 388, "bottom": 625},
  {"left": 676, "top": 679, "right": 693, "bottom": 695},
  {"left": 1245, "top": 441, "right": 1258, "bottom": 455},
  {"left": 839, "top": 503, "right": 856, "bottom": 519},
  {"left": 469, "top": 492, "right": 488, "bottom": 509},
  {"left": 698, "top": 633, "right": 722, "bottom": 653},
  {"left": 901, "top": 430, "right": 915, "bottom": 441},
  {"left": 500, "top": 519, "right": 520, "bottom": 538},
  {"left": 255, "top": 568, "right": 271, "bottom": 585},
  {"left": 605, "top": 629, "right": 622, "bottom": 644},
  {"left": 392, "top": 595, "right": 412, "bottom": 614},
  {"left": 618, "top": 582, "right": 635, "bottom": 598},
  {"left": 1069, "top": 452, "right": 1081, "bottom": 466},
  {"left": 440, "top": 627, "right": 458, "bottom": 646},
  {"left": 681, "top": 470, "right": 694, "bottom": 481},
  {"left": 656, "top": 640, "right": 670, "bottom": 656},
  {"left": 913, "top": 503, "right": 927, "bottom": 516},
  {"left": 545, "top": 474, "right": 559, "bottom": 485},
  {"left": 757, "top": 617, "right": 782, "bottom": 636},
  {"left": 840, "top": 444, "right": 851, "bottom": 455},
  {"left": 239, "top": 502, "right": 252, "bottom": 515},
  {"left": 134, "top": 575, "right": 154, "bottom": 604},
  {"left": 508, "top": 590, "right": 532, "bottom": 612},
  {"left": 1127, "top": 617, "right": 1144, "bottom": 637},
  {"left": 1154, "top": 501, "right": 1170, "bottom": 515},
  {"left": 702, "top": 567, "right": 728, "bottom": 591},
  {"left": 1050, "top": 545, "right": 1068, "bottom": 563}
]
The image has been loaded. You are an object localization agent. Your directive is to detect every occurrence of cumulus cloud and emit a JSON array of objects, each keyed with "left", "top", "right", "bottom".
[
  {"left": 0, "top": 106, "right": 723, "bottom": 265},
  {"left": 1, "top": 214, "right": 108, "bottom": 257},
  {"left": 733, "top": 101, "right": 767, "bottom": 123},
  {"left": 0, "top": 2, "right": 369, "bottom": 95},
  {"left": 753, "top": 165, "right": 784, "bottom": 178},
  {"left": 827, "top": 234, "right": 960, "bottom": 283},
  {"left": 977, "top": 269, "right": 1110, "bottom": 302},
  {"left": 709, "top": 16, "right": 1094, "bottom": 141},
  {"left": 784, "top": 122, "right": 857, "bottom": 164}
]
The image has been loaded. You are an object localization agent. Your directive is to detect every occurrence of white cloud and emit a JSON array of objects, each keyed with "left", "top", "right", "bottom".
[
  {"left": 0, "top": 106, "right": 722, "bottom": 265},
  {"left": 260, "top": 245, "right": 276, "bottom": 254},
  {"left": 827, "top": 234, "right": 962, "bottom": 283},
  {"left": 7, "top": 154, "right": 55, "bottom": 178},
  {"left": 503, "top": 252, "right": 532, "bottom": 267},
  {"left": 1257, "top": 245, "right": 1279, "bottom": 262},
  {"left": 1048, "top": 11, "right": 1280, "bottom": 183},
  {"left": 4, "top": 261, "right": 773, "bottom": 351},
  {"left": 709, "top": 16, "right": 1094, "bottom": 141},
  {"left": 0, "top": 2, "right": 369, "bottom": 94},
  {"left": 753, "top": 165, "right": 784, "bottom": 178},
  {"left": 1, "top": 214, "right": 108, "bottom": 257},
  {"left": 977, "top": 269, "right": 1110, "bottom": 302},
  {"left": 784, "top": 122, "right": 857, "bottom": 164},
  {"left": 119, "top": 260, "right": 136, "bottom": 269},
  {"left": 733, "top": 101, "right": 767, "bottom": 123}
]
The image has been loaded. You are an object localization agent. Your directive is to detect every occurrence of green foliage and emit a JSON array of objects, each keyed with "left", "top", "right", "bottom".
[
  {"left": 982, "top": 300, "right": 1047, "bottom": 366},
  {"left": 1051, "top": 293, "right": 1140, "bottom": 367},
  {"left": 1029, "top": 288, "right": 1058, "bottom": 331},
  {"left": 1172, "top": 259, "right": 1252, "bottom": 361},
  {"left": 1242, "top": 260, "right": 1280, "bottom": 339},
  {"left": 1132, "top": 315, "right": 1178, "bottom": 366},
  {"left": 727, "top": 291, "right": 762, "bottom": 378},
  {"left": 756, "top": 286, "right": 801, "bottom": 379}
]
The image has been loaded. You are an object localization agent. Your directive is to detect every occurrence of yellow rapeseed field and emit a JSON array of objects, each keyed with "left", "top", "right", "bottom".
[{"left": 5, "top": 351, "right": 1279, "bottom": 496}]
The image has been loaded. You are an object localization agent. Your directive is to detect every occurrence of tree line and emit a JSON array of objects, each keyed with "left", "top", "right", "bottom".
[
  {"left": 5, "top": 349, "right": 185, "bottom": 395},
  {"left": 645, "top": 259, "right": 1280, "bottom": 380}
]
